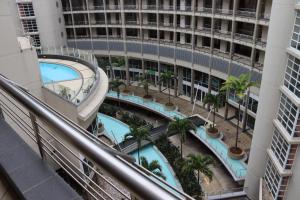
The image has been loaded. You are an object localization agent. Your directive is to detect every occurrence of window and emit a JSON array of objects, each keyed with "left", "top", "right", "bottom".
[
  {"left": 264, "top": 159, "right": 288, "bottom": 200},
  {"left": 291, "top": 11, "right": 300, "bottom": 50},
  {"left": 22, "top": 19, "right": 38, "bottom": 33},
  {"left": 17, "top": 3, "right": 35, "bottom": 17},
  {"left": 270, "top": 128, "right": 290, "bottom": 169},
  {"left": 277, "top": 93, "right": 299, "bottom": 136},
  {"left": 284, "top": 55, "right": 300, "bottom": 98}
]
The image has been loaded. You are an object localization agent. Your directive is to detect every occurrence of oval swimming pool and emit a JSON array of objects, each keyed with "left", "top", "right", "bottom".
[{"left": 39, "top": 62, "right": 81, "bottom": 84}]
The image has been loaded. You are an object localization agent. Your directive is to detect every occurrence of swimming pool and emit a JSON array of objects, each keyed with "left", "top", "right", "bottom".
[
  {"left": 39, "top": 62, "right": 81, "bottom": 84},
  {"left": 106, "top": 91, "right": 186, "bottom": 119},
  {"left": 106, "top": 90, "right": 248, "bottom": 180},
  {"left": 97, "top": 113, "right": 130, "bottom": 143},
  {"left": 130, "top": 144, "right": 181, "bottom": 189},
  {"left": 97, "top": 113, "right": 182, "bottom": 189},
  {"left": 194, "top": 127, "right": 247, "bottom": 179}
]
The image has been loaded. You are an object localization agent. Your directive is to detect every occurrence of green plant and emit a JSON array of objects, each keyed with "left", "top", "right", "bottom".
[
  {"left": 155, "top": 136, "right": 202, "bottom": 197},
  {"left": 138, "top": 73, "right": 152, "bottom": 98},
  {"left": 160, "top": 71, "right": 174, "bottom": 106},
  {"left": 124, "top": 126, "right": 151, "bottom": 164},
  {"left": 109, "top": 79, "right": 126, "bottom": 106},
  {"left": 140, "top": 156, "right": 166, "bottom": 180},
  {"left": 220, "top": 74, "right": 257, "bottom": 151},
  {"left": 184, "top": 154, "right": 214, "bottom": 183},
  {"left": 203, "top": 93, "right": 220, "bottom": 132},
  {"left": 59, "top": 86, "right": 71, "bottom": 100},
  {"left": 112, "top": 57, "right": 125, "bottom": 80},
  {"left": 167, "top": 117, "right": 196, "bottom": 158}
]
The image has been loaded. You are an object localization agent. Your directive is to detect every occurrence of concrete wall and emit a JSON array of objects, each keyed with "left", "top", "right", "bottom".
[
  {"left": 32, "top": 0, "right": 67, "bottom": 48},
  {"left": 245, "top": 0, "right": 296, "bottom": 199},
  {"left": 0, "top": 0, "right": 42, "bottom": 98}
]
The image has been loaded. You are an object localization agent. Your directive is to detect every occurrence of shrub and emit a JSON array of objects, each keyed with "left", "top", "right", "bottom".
[{"left": 155, "top": 136, "right": 202, "bottom": 198}]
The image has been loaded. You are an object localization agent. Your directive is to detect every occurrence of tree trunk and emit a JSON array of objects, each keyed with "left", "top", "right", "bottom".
[
  {"left": 235, "top": 102, "right": 241, "bottom": 149},
  {"left": 197, "top": 170, "right": 200, "bottom": 183},
  {"left": 168, "top": 82, "right": 171, "bottom": 104},
  {"left": 138, "top": 144, "right": 140, "bottom": 165},
  {"left": 180, "top": 139, "right": 183, "bottom": 158},
  {"left": 213, "top": 107, "right": 216, "bottom": 129}
]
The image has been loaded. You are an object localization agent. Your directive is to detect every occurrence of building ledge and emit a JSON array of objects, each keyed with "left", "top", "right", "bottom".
[
  {"left": 267, "top": 149, "right": 292, "bottom": 176},
  {"left": 273, "top": 119, "right": 300, "bottom": 144},
  {"left": 280, "top": 86, "right": 300, "bottom": 108}
]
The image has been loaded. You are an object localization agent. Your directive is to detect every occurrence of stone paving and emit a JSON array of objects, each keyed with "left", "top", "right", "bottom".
[{"left": 126, "top": 85, "right": 253, "bottom": 153}]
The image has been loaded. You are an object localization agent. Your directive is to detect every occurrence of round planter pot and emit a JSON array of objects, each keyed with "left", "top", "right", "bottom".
[
  {"left": 122, "top": 89, "right": 130, "bottom": 96},
  {"left": 115, "top": 111, "right": 123, "bottom": 120},
  {"left": 206, "top": 128, "right": 220, "bottom": 138},
  {"left": 164, "top": 103, "right": 175, "bottom": 111},
  {"left": 228, "top": 147, "right": 245, "bottom": 160},
  {"left": 143, "top": 95, "right": 153, "bottom": 102}
]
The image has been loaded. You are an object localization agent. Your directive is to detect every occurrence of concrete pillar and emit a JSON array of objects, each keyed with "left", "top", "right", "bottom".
[
  {"left": 177, "top": 67, "right": 183, "bottom": 95},
  {"left": 180, "top": 33, "right": 185, "bottom": 44}
]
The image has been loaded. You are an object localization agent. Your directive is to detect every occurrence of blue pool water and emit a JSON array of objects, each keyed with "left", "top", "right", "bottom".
[
  {"left": 106, "top": 90, "right": 247, "bottom": 180},
  {"left": 97, "top": 113, "right": 130, "bottom": 143},
  {"left": 195, "top": 127, "right": 247, "bottom": 178},
  {"left": 97, "top": 113, "right": 181, "bottom": 189},
  {"left": 130, "top": 144, "right": 180, "bottom": 189},
  {"left": 39, "top": 62, "right": 80, "bottom": 84},
  {"left": 106, "top": 91, "right": 186, "bottom": 119}
]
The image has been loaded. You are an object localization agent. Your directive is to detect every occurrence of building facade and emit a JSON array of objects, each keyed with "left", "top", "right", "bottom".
[
  {"left": 246, "top": 0, "right": 300, "bottom": 200},
  {"left": 17, "top": 0, "right": 269, "bottom": 133}
]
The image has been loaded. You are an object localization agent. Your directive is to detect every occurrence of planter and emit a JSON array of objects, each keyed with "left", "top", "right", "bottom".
[
  {"left": 164, "top": 102, "right": 175, "bottom": 111},
  {"left": 115, "top": 111, "right": 123, "bottom": 120},
  {"left": 228, "top": 147, "right": 245, "bottom": 160},
  {"left": 206, "top": 127, "right": 220, "bottom": 138},
  {"left": 143, "top": 95, "right": 153, "bottom": 102},
  {"left": 122, "top": 89, "right": 130, "bottom": 95},
  {"left": 97, "top": 123, "right": 105, "bottom": 134}
]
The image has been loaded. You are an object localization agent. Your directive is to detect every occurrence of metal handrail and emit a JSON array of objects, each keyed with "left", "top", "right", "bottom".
[{"left": 0, "top": 74, "right": 189, "bottom": 200}]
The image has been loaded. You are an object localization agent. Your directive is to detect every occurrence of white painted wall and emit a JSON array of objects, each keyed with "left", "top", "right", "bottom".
[{"left": 245, "top": 0, "right": 296, "bottom": 199}]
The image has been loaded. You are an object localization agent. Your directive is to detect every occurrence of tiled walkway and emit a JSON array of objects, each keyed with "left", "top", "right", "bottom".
[{"left": 126, "top": 86, "right": 252, "bottom": 152}]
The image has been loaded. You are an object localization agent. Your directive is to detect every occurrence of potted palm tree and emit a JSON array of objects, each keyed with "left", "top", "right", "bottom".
[
  {"left": 203, "top": 93, "right": 220, "bottom": 138},
  {"left": 167, "top": 117, "right": 196, "bottom": 158},
  {"left": 183, "top": 154, "right": 214, "bottom": 183},
  {"left": 221, "top": 74, "right": 257, "bottom": 160},
  {"left": 124, "top": 126, "right": 150, "bottom": 164},
  {"left": 160, "top": 71, "right": 175, "bottom": 110},
  {"left": 58, "top": 86, "right": 71, "bottom": 100},
  {"left": 112, "top": 57, "right": 130, "bottom": 94},
  {"left": 140, "top": 156, "right": 166, "bottom": 180},
  {"left": 109, "top": 79, "right": 126, "bottom": 119},
  {"left": 138, "top": 73, "right": 152, "bottom": 101}
]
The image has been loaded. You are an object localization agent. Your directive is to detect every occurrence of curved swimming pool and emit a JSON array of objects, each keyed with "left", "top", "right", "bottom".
[
  {"left": 97, "top": 113, "right": 182, "bottom": 190},
  {"left": 39, "top": 62, "right": 81, "bottom": 84}
]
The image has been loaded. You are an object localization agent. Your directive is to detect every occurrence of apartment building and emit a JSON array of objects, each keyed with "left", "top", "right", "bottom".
[{"left": 246, "top": 0, "right": 300, "bottom": 200}]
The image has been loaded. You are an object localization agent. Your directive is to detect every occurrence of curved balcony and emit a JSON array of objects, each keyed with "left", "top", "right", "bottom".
[{"left": 38, "top": 47, "right": 108, "bottom": 129}]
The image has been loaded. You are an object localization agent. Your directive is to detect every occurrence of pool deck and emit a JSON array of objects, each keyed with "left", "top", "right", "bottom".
[
  {"left": 106, "top": 89, "right": 248, "bottom": 182},
  {"left": 39, "top": 58, "right": 94, "bottom": 100}
]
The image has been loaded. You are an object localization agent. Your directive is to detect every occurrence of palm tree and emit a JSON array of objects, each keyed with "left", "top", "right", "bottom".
[
  {"left": 203, "top": 93, "right": 220, "bottom": 132},
  {"left": 160, "top": 71, "right": 174, "bottom": 106},
  {"left": 140, "top": 156, "right": 166, "bottom": 180},
  {"left": 112, "top": 57, "right": 125, "bottom": 79},
  {"left": 220, "top": 74, "right": 257, "bottom": 151},
  {"left": 109, "top": 79, "right": 125, "bottom": 106},
  {"left": 138, "top": 73, "right": 152, "bottom": 99},
  {"left": 124, "top": 127, "right": 150, "bottom": 164},
  {"left": 167, "top": 117, "right": 196, "bottom": 158},
  {"left": 185, "top": 154, "right": 214, "bottom": 183}
]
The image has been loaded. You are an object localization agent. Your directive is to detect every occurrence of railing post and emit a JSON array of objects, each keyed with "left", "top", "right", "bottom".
[
  {"left": 0, "top": 104, "right": 4, "bottom": 120},
  {"left": 29, "top": 112, "right": 44, "bottom": 159}
]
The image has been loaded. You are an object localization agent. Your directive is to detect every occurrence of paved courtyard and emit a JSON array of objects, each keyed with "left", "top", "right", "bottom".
[{"left": 126, "top": 85, "right": 253, "bottom": 152}]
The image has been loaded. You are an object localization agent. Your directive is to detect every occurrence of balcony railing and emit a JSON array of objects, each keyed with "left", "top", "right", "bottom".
[
  {"left": 124, "top": 5, "right": 138, "bottom": 10},
  {"left": 197, "top": 7, "right": 212, "bottom": 13},
  {"left": 215, "top": 9, "right": 233, "bottom": 15},
  {"left": 0, "top": 74, "right": 191, "bottom": 200}
]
